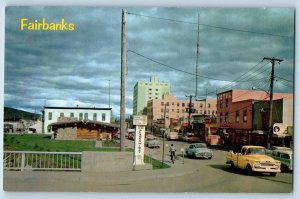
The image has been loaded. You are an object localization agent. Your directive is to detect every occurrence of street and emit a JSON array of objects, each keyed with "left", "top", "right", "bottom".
[{"left": 125, "top": 138, "right": 293, "bottom": 193}]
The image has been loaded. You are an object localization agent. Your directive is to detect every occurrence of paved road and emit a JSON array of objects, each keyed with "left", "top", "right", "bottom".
[
  {"left": 3, "top": 138, "right": 293, "bottom": 193},
  {"left": 129, "top": 138, "right": 293, "bottom": 193}
]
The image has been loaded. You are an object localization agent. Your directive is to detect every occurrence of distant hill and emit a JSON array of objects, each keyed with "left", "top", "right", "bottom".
[{"left": 4, "top": 107, "right": 41, "bottom": 121}]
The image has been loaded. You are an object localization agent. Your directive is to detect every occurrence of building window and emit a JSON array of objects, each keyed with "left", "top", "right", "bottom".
[
  {"left": 208, "top": 103, "right": 211, "bottom": 108},
  {"left": 177, "top": 109, "right": 179, "bottom": 113},
  {"left": 226, "top": 99, "right": 228, "bottom": 107},
  {"left": 166, "top": 102, "right": 169, "bottom": 106},
  {"left": 156, "top": 89, "right": 158, "bottom": 91},
  {"left": 200, "top": 110, "right": 203, "bottom": 114},
  {"left": 208, "top": 110, "right": 210, "bottom": 115},
  {"left": 166, "top": 109, "right": 169, "bottom": 113},
  {"left": 79, "top": 113, "right": 83, "bottom": 120},
  {"left": 161, "top": 102, "right": 164, "bottom": 106},
  {"left": 182, "top": 109, "right": 185, "bottom": 113},
  {"left": 60, "top": 113, "right": 64, "bottom": 117},
  {"left": 212, "top": 110, "right": 215, "bottom": 115},
  {"left": 48, "top": 112, "right": 52, "bottom": 120},
  {"left": 243, "top": 110, "right": 247, "bottom": 122},
  {"left": 93, "top": 113, "right": 97, "bottom": 121},
  {"left": 161, "top": 109, "right": 164, "bottom": 113},
  {"left": 225, "top": 112, "right": 228, "bottom": 123},
  {"left": 172, "top": 109, "right": 174, "bottom": 112},
  {"left": 220, "top": 100, "right": 223, "bottom": 108},
  {"left": 177, "top": 103, "right": 180, "bottom": 107},
  {"left": 220, "top": 113, "right": 223, "bottom": 124},
  {"left": 172, "top": 102, "right": 174, "bottom": 106},
  {"left": 155, "top": 93, "right": 158, "bottom": 95},
  {"left": 70, "top": 113, "right": 74, "bottom": 118},
  {"left": 182, "top": 103, "right": 185, "bottom": 107},
  {"left": 84, "top": 113, "right": 88, "bottom": 120},
  {"left": 200, "top": 103, "right": 203, "bottom": 108},
  {"left": 102, "top": 113, "right": 106, "bottom": 121},
  {"left": 236, "top": 111, "right": 239, "bottom": 123},
  {"left": 149, "top": 88, "right": 152, "bottom": 91}
]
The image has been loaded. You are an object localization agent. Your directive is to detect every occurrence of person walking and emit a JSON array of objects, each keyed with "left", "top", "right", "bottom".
[{"left": 169, "top": 144, "right": 176, "bottom": 164}]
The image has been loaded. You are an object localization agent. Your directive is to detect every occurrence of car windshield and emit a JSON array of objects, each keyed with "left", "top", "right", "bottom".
[
  {"left": 247, "top": 148, "right": 266, "bottom": 155},
  {"left": 194, "top": 143, "right": 207, "bottom": 148}
]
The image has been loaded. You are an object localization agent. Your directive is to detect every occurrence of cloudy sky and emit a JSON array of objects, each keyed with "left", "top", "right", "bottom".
[{"left": 4, "top": 7, "right": 294, "bottom": 117}]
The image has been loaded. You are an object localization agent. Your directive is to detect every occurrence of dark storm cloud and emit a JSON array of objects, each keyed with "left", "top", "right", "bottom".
[{"left": 4, "top": 7, "right": 294, "bottom": 116}]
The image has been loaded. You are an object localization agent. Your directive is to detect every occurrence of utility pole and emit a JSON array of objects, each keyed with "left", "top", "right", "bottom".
[
  {"left": 162, "top": 104, "right": 166, "bottom": 166},
  {"left": 195, "top": 13, "right": 200, "bottom": 97},
  {"left": 108, "top": 80, "right": 111, "bottom": 108},
  {"left": 187, "top": 95, "right": 193, "bottom": 132},
  {"left": 120, "top": 9, "right": 126, "bottom": 151},
  {"left": 263, "top": 57, "right": 283, "bottom": 149}
]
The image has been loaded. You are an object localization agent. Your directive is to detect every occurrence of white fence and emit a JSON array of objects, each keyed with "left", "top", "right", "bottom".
[{"left": 4, "top": 151, "right": 82, "bottom": 171}]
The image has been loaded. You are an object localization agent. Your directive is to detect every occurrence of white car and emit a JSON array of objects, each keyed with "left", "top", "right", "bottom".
[
  {"left": 185, "top": 143, "right": 213, "bottom": 159},
  {"left": 145, "top": 137, "right": 160, "bottom": 148}
]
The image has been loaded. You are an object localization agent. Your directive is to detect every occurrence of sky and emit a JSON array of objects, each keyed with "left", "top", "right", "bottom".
[{"left": 4, "top": 7, "right": 295, "bottom": 117}]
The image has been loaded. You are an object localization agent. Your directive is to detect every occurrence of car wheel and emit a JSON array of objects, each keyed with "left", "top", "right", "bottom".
[
  {"left": 193, "top": 153, "right": 196, "bottom": 159},
  {"left": 230, "top": 162, "right": 235, "bottom": 169},
  {"left": 245, "top": 165, "right": 253, "bottom": 175},
  {"left": 270, "top": 172, "right": 277, "bottom": 177}
]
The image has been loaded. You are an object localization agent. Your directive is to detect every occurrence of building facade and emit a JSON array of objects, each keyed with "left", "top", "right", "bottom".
[
  {"left": 216, "top": 89, "right": 293, "bottom": 148},
  {"left": 253, "top": 98, "right": 293, "bottom": 147},
  {"left": 147, "top": 94, "right": 217, "bottom": 128},
  {"left": 133, "top": 76, "right": 170, "bottom": 115},
  {"left": 43, "top": 107, "right": 112, "bottom": 134}
]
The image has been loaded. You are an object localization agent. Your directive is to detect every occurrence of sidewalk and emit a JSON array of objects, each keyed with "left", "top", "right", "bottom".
[{"left": 3, "top": 156, "right": 196, "bottom": 192}]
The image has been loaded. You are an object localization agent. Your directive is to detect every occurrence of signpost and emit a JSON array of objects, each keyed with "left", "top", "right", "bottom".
[{"left": 133, "top": 115, "right": 147, "bottom": 166}]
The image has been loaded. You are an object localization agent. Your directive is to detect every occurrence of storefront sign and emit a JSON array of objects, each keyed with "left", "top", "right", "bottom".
[{"left": 133, "top": 115, "right": 147, "bottom": 126}]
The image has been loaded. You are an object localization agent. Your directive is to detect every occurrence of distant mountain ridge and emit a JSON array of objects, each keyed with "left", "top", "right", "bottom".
[{"left": 4, "top": 107, "right": 41, "bottom": 121}]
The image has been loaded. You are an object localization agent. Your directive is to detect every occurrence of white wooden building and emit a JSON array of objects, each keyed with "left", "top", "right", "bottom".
[{"left": 42, "top": 107, "right": 112, "bottom": 134}]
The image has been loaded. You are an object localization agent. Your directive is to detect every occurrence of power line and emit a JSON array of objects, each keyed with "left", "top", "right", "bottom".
[
  {"left": 127, "top": 49, "right": 267, "bottom": 83},
  {"left": 275, "top": 75, "right": 293, "bottom": 83},
  {"left": 126, "top": 11, "right": 293, "bottom": 39}
]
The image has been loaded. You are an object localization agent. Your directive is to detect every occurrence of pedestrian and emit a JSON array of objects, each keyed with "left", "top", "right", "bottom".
[{"left": 169, "top": 144, "right": 176, "bottom": 164}]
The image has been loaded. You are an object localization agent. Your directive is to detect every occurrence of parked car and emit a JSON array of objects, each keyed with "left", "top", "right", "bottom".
[
  {"left": 128, "top": 132, "right": 135, "bottom": 140},
  {"left": 185, "top": 143, "right": 213, "bottom": 159},
  {"left": 145, "top": 137, "right": 160, "bottom": 148},
  {"left": 266, "top": 147, "right": 293, "bottom": 172}
]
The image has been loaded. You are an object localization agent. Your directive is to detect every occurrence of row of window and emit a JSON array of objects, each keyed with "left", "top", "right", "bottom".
[
  {"left": 160, "top": 102, "right": 212, "bottom": 108},
  {"left": 219, "top": 110, "right": 247, "bottom": 124},
  {"left": 144, "top": 83, "right": 169, "bottom": 86},
  {"left": 160, "top": 108, "right": 216, "bottom": 115},
  {"left": 219, "top": 98, "right": 229, "bottom": 108},
  {"left": 48, "top": 112, "right": 106, "bottom": 121}
]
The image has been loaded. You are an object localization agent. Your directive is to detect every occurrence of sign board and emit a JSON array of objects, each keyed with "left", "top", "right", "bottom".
[
  {"left": 273, "top": 123, "right": 288, "bottom": 136},
  {"left": 133, "top": 125, "right": 145, "bottom": 165},
  {"left": 133, "top": 115, "right": 147, "bottom": 126}
]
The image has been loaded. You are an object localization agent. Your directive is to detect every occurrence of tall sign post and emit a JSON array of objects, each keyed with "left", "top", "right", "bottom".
[{"left": 133, "top": 115, "right": 147, "bottom": 166}]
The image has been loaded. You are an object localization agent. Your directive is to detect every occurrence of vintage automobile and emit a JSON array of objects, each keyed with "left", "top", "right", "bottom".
[
  {"left": 145, "top": 137, "right": 160, "bottom": 148},
  {"left": 267, "top": 147, "right": 293, "bottom": 171},
  {"left": 185, "top": 143, "right": 213, "bottom": 159},
  {"left": 226, "top": 145, "right": 281, "bottom": 176}
]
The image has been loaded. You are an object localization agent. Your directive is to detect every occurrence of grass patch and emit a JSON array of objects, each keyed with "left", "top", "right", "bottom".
[
  {"left": 144, "top": 154, "right": 170, "bottom": 169},
  {"left": 4, "top": 134, "right": 169, "bottom": 170},
  {"left": 3, "top": 134, "right": 122, "bottom": 152}
]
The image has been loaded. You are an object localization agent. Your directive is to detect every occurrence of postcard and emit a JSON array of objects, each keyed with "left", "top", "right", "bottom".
[{"left": 3, "top": 6, "right": 294, "bottom": 194}]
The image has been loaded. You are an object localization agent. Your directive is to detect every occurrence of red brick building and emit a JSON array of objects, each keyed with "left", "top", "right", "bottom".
[{"left": 217, "top": 89, "right": 293, "bottom": 148}]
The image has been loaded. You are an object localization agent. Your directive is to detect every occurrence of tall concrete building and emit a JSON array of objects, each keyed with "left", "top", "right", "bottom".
[{"left": 133, "top": 76, "right": 170, "bottom": 115}]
